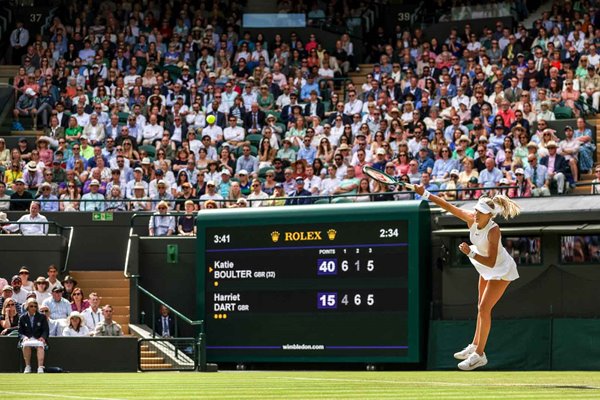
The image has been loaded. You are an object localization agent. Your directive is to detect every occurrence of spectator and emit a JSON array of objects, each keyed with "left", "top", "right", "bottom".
[
  {"left": 178, "top": 200, "right": 197, "bottom": 236},
  {"left": 62, "top": 311, "right": 90, "bottom": 337},
  {"left": 38, "top": 304, "right": 61, "bottom": 337},
  {"left": 41, "top": 286, "right": 70, "bottom": 322},
  {"left": 149, "top": 201, "right": 176, "bottom": 237},
  {"left": 591, "top": 166, "right": 600, "bottom": 195},
  {"left": 247, "top": 179, "right": 269, "bottom": 207},
  {"left": 18, "top": 298, "right": 49, "bottom": 373},
  {"left": 61, "top": 275, "right": 77, "bottom": 302},
  {"left": 3, "top": 202, "right": 48, "bottom": 235},
  {"left": 558, "top": 126, "right": 580, "bottom": 183},
  {"left": 540, "top": 141, "right": 569, "bottom": 194},
  {"left": 93, "top": 305, "right": 123, "bottom": 336},
  {"left": 156, "top": 304, "right": 175, "bottom": 338},
  {"left": 46, "top": 265, "right": 61, "bottom": 292},
  {"left": 37, "top": 182, "right": 59, "bottom": 212},
  {"left": 478, "top": 158, "right": 504, "bottom": 189},
  {"left": 0, "top": 182, "right": 10, "bottom": 211},
  {"left": 10, "top": 275, "right": 29, "bottom": 304},
  {"left": 32, "top": 277, "right": 51, "bottom": 305},
  {"left": 18, "top": 267, "right": 33, "bottom": 292},
  {"left": 1, "top": 297, "right": 19, "bottom": 336},
  {"left": 80, "top": 179, "right": 105, "bottom": 211},
  {"left": 70, "top": 287, "right": 90, "bottom": 313},
  {"left": 81, "top": 292, "right": 103, "bottom": 331},
  {"left": 285, "top": 177, "right": 313, "bottom": 205},
  {"left": 12, "top": 88, "right": 38, "bottom": 131}
]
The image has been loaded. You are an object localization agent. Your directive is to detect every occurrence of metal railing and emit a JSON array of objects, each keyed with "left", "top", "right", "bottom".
[{"left": 136, "top": 283, "right": 208, "bottom": 371}]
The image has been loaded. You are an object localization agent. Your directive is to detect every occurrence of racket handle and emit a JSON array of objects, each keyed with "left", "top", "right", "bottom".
[{"left": 404, "top": 183, "right": 415, "bottom": 191}]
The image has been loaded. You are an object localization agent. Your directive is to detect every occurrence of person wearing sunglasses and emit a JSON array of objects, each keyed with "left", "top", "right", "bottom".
[{"left": 18, "top": 298, "right": 49, "bottom": 373}]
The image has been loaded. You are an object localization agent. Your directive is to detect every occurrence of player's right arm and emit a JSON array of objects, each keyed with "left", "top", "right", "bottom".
[{"left": 413, "top": 184, "right": 474, "bottom": 224}]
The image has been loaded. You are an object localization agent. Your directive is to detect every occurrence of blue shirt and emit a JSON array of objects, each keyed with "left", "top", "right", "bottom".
[
  {"left": 297, "top": 145, "right": 317, "bottom": 164},
  {"left": 431, "top": 158, "right": 458, "bottom": 180},
  {"left": 38, "top": 195, "right": 59, "bottom": 212},
  {"left": 478, "top": 167, "right": 504, "bottom": 186},
  {"left": 418, "top": 157, "right": 434, "bottom": 173},
  {"left": 300, "top": 82, "right": 320, "bottom": 100}
]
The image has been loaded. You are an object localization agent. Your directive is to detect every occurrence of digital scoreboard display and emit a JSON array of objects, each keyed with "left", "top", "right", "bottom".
[{"left": 197, "top": 202, "right": 430, "bottom": 363}]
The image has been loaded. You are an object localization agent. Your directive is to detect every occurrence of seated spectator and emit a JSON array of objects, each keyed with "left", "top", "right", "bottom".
[
  {"left": 285, "top": 177, "right": 313, "bottom": 205},
  {"left": 558, "top": 126, "right": 580, "bottom": 183},
  {"left": 105, "top": 185, "right": 127, "bottom": 211},
  {"left": 156, "top": 304, "right": 174, "bottom": 338},
  {"left": 540, "top": 141, "right": 569, "bottom": 194},
  {"left": 80, "top": 179, "right": 105, "bottom": 211},
  {"left": 81, "top": 292, "right": 103, "bottom": 331},
  {"left": 149, "top": 201, "right": 176, "bottom": 237},
  {"left": 93, "top": 305, "right": 123, "bottom": 336},
  {"left": 2, "top": 202, "right": 48, "bottom": 235},
  {"left": 12, "top": 88, "right": 38, "bottom": 131},
  {"left": 0, "top": 182, "right": 10, "bottom": 211},
  {"left": 37, "top": 182, "right": 59, "bottom": 212},
  {"left": 9, "top": 275, "right": 29, "bottom": 304},
  {"left": 38, "top": 304, "right": 61, "bottom": 337},
  {"left": 334, "top": 167, "right": 360, "bottom": 196},
  {"left": 247, "top": 179, "right": 269, "bottom": 207},
  {"left": 70, "top": 287, "right": 90, "bottom": 313},
  {"left": 478, "top": 158, "right": 504, "bottom": 189},
  {"left": 199, "top": 181, "right": 224, "bottom": 208},
  {"left": 61, "top": 275, "right": 77, "bottom": 302},
  {"left": 41, "top": 286, "right": 70, "bottom": 322},
  {"left": 46, "top": 265, "right": 61, "bottom": 292},
  {"left": 1, "top": 297, "right": 19, "bottom": 336},
  {"left": 178, "top": 200, "right": 197, "bottom": 236},
  {"left": 415, "top": 172, "right": 439, "bottom": 200},
  {"left": 32, "top": 277, "right": 51, "bottom": 305},
  {"left": 62, "top": 311, "right": 90, "bottom": 337},
  {"left": 130, "top": 182, "right": 151, "bottom": 211},
  {"left": 591, "top": 166, "right": 600, "bottom": 195},
  {"left": 508, "top": 168, "right": 532, "bottom": 198},
  {"left": 18, "top": 298, "right": 49, "bottom": 373}
]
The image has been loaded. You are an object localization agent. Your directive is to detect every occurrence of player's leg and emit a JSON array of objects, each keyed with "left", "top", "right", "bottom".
[
  {"left": 454, "top": 276, "right": 487, "bottom": 360},
  {"left": 474, "top": 279, "right": 510, "bottom": 355}
]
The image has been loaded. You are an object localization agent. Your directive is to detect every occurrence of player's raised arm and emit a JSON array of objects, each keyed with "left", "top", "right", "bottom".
[{"left": 413, "top": 184, "right": 474, "bottom": 225}]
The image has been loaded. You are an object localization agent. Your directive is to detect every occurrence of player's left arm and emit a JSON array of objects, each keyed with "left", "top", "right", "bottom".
[{"left": 459, "top": 226, "right": 500, "bottom": 268}]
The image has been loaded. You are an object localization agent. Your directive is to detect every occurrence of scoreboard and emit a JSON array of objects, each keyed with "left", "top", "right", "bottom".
[{"left": 197, "top": 202, "right": 430, "bottom": 363}]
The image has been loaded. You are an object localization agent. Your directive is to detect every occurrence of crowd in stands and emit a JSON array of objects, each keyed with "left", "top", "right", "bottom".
[{"left": 1, "top": 0, "right": 599, "bottom": 230}]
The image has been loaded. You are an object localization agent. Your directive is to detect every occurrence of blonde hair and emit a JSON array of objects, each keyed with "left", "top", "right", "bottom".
[{"left": 480, "top": 194, "right": 521, "bottom": 219}]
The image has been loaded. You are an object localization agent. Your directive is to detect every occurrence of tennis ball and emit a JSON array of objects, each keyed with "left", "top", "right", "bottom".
[{"left": 206, "top": 115, "right": 216, "bottom": 124}]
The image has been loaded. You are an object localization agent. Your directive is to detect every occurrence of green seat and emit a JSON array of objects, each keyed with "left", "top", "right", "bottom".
[
  {"left": 332, "top": 197, "right": 352, "bottom": 203},
  {"left": 554, "top": 106, "right": 573, "bottom": 119},
  {"left": 258, "top": 167, "right": 274, "bottom": 178},
  {"left": 246, "top": 134, "right": 262, "bottom": 147},
  {"left": 138, "top": 145, "right": 156, "bottom": 158},
  {"left": 270, "top": 111, "right": 281, "bottom": 122},
  {"left": 276, "top": 122, "right": 287, "bottom": 134},
  {"left": 314, "top": 198, "right": 331, "bottom": 204},
  {"left": 118, "top": 112, "right": 130, "bottom": 124}
]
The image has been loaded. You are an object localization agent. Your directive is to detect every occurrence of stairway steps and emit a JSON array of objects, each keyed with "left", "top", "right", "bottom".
[
  {"left": 141, "top": 350, "right": 159, "bottom": 357},
  {"left": 75, "top": 279, "right": 130, "bottom": 288},
  {"left": 140, "top": 357, "right": 166, "bottom": 363},
  {"left": 71, "top": 271, "right": 124, "bottom": 279},
  {"left": 98, "top": 297, "right": 129, "bottom": 306},
  {"left": 83, "top": 287, "right": 129, "bottom": 297},
  {"left": 140, "top": 363, "right": 173, "bottom": 369}
]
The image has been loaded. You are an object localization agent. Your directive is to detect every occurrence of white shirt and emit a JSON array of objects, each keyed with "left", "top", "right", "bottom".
[
  {"left": 344, "top": 100, "right": 363, "bottom": 115},
  {"left": 247, "top": 191, "right": 269, "bottom": 207},
  {"left": 82, "top": 307, "right": 104, "bottom": 331},
  {"left": 202, "top": 125, "right": 223, "bottom": 143},
  {"left": 140, "top": 123, "right": 164, "bottom": 143},
  {"left": 321, "top": 177, "right": 341, "bottom": 195},
  {"left": 3, "top": 213, "right": 48, "bottom": 235},
  {"left": 304, "top": 176, "right": 322, "bottom": 194},
  {"left": 74, "top": 113, "right": 90, "bottom": 127},
  {"left": 63, "top": 325, "right": 90, "bottom": 337},
  {"left": 223, "top": 126, "right": 245, "bottom": 143}
]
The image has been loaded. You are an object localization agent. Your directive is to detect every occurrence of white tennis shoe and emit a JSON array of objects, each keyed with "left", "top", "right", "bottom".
[
  {"left": 23, "top": 365, "right": 31, "bottom": 374},
  {"left": 458, "top": 352, "right": 488, "bottom": 371},
  {"left": 37, "top": 367, "right": 45, "bottom": 373},
  {"left": 453, "top": 343, "right": 476, "bottom": 360}
]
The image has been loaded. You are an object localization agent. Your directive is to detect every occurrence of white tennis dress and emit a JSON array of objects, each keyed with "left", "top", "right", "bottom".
[{"left": 468, "top": 219, "right": 519, "bottom": 281}]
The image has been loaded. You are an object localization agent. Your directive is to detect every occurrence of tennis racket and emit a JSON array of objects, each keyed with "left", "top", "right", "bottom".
[{"left": 362, "top": 165, "right": 415, "bottom": 190}]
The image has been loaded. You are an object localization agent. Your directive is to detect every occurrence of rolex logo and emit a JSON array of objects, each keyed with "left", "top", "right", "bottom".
[
  {"left": 271, "top": 231, "right": 280, "bottom": 242},
  {"left": 327, "top": 229, "right": 337, "bottom": 240}
]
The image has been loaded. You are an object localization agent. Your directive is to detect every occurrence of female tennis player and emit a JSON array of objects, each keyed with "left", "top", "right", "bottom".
[{"left": 413, "top": 185, "right": 521, "bottom": 371}]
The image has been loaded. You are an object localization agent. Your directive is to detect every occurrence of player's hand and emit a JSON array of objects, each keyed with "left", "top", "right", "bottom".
[
  {"left": 413, "top": 184, "right": 424, "bottom": 196},
  {"left": 458, "top": 242, "right": 471, "bottom": 255}
]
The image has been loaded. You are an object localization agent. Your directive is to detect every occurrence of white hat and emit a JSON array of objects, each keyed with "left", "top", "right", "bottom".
[
  {"left": 26, "top": 161, "right": 38, "bottom": 172},
  {"left": 0, "top": 212, "right": 8, "bottom": 223},
  {"left": 141, "top": 157, "right": 151, "bottom": 165},
  {"left": 25, "top": 88, "right": 36, "bottom": 96},
  {"left": 157, "top": 180, "right": 166, "bottom": 186},
  {"left": 515, "top": 168, "right": 525, "bottom": 175},
  {"left": 133, "top": 182, "right": 145, "bottom": 190},
  {"left": 67, "top": 311, "right": 83, "bottom": 326},
  {"left": 238, "top": 169, "right": 248, "bottom": 175},
  {"left": 450, "top": 169, "right": 460, "bottom": 177},
  {"left": 376, "top": 148, "right": 386, "bottom": 155},
  {"left": 221, "top": 169, "right": 231, "bottom": 175},
  {"left": 207, "top": 180, "right": 216, "bottom": 186},
  {"left": 89, "top": 179, "right": 100, "bottom": 186},
  {"left": 499, "top": 178, "right": 509, "bottom": 184}
]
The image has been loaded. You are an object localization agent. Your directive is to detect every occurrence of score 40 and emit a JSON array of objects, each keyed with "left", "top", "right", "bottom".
[{"left": 317, "top": 259, "right": 374, "bottom": 275}]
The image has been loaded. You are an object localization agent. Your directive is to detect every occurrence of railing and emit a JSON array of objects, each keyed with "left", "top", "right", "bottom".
[{"left": 136, "top": 283, "right": 208, "bottom": 371}]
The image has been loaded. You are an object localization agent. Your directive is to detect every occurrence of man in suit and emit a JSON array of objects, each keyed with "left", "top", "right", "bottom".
[
  {"left": 285, "top": 177, "right": 313, "bottom": 205},
  {"left": 303, "top": 91, "right": 325, "bottom": 120},
  {"left": 243, "top": 102, "right": 266, "bottom": 135},
  {"left": 540, "top": 141, "right": 569, "bottom": 194},
  {"left": 280, "top": 92, "right": 301, "bottom": 123},
  {"left": 18, "top": 298, "right": 49, "bottom": 373},
  {"left": 156, "top": 304, "right": 175, "bottom": 338},
  {"left": 327, "top": 102, "right": 352, "bottom": 125},
  {"left": 503, "top": 77, "right": 523, "bottom": 104}
]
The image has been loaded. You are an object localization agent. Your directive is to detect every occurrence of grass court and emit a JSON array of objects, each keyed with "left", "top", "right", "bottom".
[{"left": 3, "top": 371, "right": 600, "bottom": 399}]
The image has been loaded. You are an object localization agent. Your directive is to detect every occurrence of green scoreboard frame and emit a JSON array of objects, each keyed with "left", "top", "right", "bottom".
[{"left": 197, "top": 201, "right": 430, "bottom": 363}]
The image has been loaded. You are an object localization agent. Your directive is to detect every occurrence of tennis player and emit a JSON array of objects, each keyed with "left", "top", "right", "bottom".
[{"left": 414, "top": 185, "right": 521, "bottom": 371}]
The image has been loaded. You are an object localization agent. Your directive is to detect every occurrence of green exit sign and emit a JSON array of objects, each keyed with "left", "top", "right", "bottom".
[{"left": 92, "top": 212, "right": 114, "bottom": 222}]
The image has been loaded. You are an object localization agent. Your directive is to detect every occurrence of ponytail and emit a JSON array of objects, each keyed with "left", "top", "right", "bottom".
[{"left": 492, "top": 194, "right": 521, "bottom": 219}]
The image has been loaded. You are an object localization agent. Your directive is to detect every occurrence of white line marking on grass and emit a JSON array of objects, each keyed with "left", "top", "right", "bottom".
[
  {"left": 271, "top": 376, "right": 600, "bottom": 389},
  {"left": 0, "top": 390, "right": 126, "bottom": 400}
]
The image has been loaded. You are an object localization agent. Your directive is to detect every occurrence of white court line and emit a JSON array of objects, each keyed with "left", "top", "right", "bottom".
[
  {"left": 0, "top": 390, "right": 126, "bottom": 400},
  {"left": 270, "top": 376, "right": 600, "bottom": 389}
]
